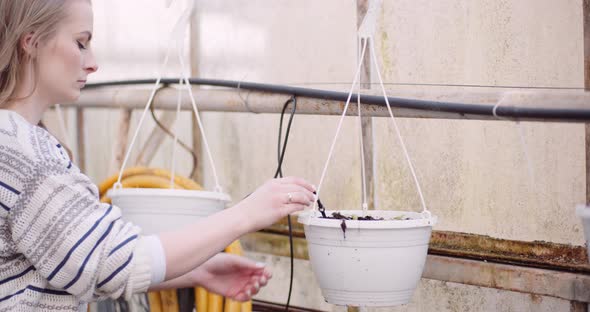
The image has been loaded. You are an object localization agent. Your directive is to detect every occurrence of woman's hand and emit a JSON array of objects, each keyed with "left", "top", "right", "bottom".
[
  {"left": 156, "top": 176, "right": 314, "bottom": 282},
  {"left": 235, "top": 177, "right": 315, "bottom": 232},
  {"left": 190, "top": 253, "right": 272, "bottom": 301}
]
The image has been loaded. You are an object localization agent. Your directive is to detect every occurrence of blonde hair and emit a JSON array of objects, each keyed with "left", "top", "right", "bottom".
[{"left": 0, "top": 0, "right": 69, "bottom": 106}]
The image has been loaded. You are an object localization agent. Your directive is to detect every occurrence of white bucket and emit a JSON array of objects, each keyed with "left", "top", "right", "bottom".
[
  {"left": 108, "top": 188, "right": 231, "bottom": 235},
  {"left": 576, "top": 204, "right": 590, "bottom": 260},
  {"left": 298, "top": 210, "right": 436, "bottom": 307}
]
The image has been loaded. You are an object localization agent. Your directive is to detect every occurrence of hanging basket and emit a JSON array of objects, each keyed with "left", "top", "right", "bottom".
[
  {"left": 109, "top": 8, "right": 228, "bottom": 237},
  {"left": 292, "top": 14, "right": 437, "bottom": 307},
  {"left": 298, "top": 210, "right": 436, "bottom": 307},
  {"left": 109, "top": 188, "right": 231, "bottom": 235},
  {"left": 576, "top": 205, "right": 590, "bottom": 260}
]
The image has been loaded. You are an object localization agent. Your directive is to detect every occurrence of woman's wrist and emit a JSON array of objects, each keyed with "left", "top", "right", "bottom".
[
  {"left": 225, "top": 201, "right": 255, "bottom": 234},
  {"left": 158, "top": 203, "right": 252, "bottom": 280},
  {"left": 148, "top": 270, "right": 195, "bottom": 291}
]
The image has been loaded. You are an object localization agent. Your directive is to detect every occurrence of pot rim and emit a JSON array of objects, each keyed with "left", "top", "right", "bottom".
[
  {"left": 297, "top": 210, "right": 436, "bottom": 229},
  {"left": 107, "top": 188, "right": 232, "bottom": 202}
]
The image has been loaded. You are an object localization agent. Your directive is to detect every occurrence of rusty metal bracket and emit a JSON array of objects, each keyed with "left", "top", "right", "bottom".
[{"left": 261, "top": 221, "right": 590, "bottom": 274}]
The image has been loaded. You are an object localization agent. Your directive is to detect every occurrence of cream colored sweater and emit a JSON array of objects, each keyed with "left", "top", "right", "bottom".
[{"left": 0, "top": 110, "right": 165, "bottom": 311}]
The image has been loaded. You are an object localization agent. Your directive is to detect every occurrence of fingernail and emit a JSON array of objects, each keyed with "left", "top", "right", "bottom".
[
  {"left": 246, "top": 289, "right": 251, "bottom": 297},
  {"left": 261, "top": 276, "right": 267, "bottom": 284},
  {"left": 255, "top": 262, "right": 266, "bottom": 268},
  {"left": 254, "top": 282, "right": 260, "bottom": 290}
]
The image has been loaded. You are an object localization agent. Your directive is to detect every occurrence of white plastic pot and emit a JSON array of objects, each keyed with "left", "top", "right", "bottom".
[
  {"left": 298, "top": 210, "right": 437, "bottom": 307},
  {"left": 108, "top": 188, "right": 231, "bottom": 235},
  {"left": 576, "top": 204, "right": 590, "bottom": 260}
]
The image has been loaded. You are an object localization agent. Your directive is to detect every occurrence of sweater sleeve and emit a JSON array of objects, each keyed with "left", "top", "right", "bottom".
[{"left": 8, "top": 127, "right": 165, "bottom": 301}]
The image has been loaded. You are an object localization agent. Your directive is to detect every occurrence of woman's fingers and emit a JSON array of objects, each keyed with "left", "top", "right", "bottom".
[
  {"left": 248, "top": 267, "right": 272, "bottom": 281},
  {"left": 263, "top": 268, "right": 272, "bottom": 278},
  {"left": 233, "top": 292, "right": 250, "bottom": 302},
  {"left": 279, "top": 176, "right": 315, "bottom": 193},
  {"left": 281, "top": 185, "right": 315, "bottom": 203},
  {"left": 259, "top": 274, "right": 269, "bottom": 286},
  {"left": 239, "top": 176, "right": 315, "bottom": 233},
  {"left": 232, "top": 269, "right": 273, "bottom": 302},
  {"left": 283, "top": 191, "right": 313, "bottom": 206},
  {"left": 235, "top": 284, "right": 259, "bottom": 301},
  {"left": 235, "top": 283, "right": 260, "bottom": 300}
]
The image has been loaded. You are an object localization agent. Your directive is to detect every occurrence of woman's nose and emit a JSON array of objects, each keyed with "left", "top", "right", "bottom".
[{"left": 85, "top": 51, "right": 99, "bottom": 73}]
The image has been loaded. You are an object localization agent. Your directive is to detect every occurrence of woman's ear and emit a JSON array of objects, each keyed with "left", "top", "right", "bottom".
[{"left": 20, "top": 32, "right": 38, "bottom": 58}]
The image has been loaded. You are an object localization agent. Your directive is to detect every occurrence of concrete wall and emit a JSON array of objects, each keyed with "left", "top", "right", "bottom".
[
  {"left": 44, "top": 0, "right": 587, "bottom": 311},
  {"left": 191, "top": 0, "right": 585, "bottom": 245},
  {"left": 191, "top": 1, "right": 586, "bottom": 311}
]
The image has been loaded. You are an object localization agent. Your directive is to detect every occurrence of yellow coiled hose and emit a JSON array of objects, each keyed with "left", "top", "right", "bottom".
[{"left": 99, "top": 167, "right": 252, "bottom": 312}]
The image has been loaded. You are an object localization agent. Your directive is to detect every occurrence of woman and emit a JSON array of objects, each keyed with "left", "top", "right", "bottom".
[{"left": 0, "top": 0, "right": 315, "bottom": 311}]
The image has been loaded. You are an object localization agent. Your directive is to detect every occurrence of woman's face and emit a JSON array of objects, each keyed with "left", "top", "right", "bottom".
[{"left": 35, "top": 0, "right": 98, "bottom": 104}]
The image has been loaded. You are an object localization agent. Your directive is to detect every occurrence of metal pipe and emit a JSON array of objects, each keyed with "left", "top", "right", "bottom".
[{"left": 75, "top": 78, "right": 590, "bottom": 122}]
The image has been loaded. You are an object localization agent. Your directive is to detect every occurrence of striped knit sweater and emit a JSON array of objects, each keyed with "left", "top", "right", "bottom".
[{"left": 0, "top": 110, "right": 165, "bottom": 311}]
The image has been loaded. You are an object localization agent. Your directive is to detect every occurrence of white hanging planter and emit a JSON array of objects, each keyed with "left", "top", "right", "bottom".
[
  {"left": 108, "top": 0, "right": 227, "bottom": 237},
  {"left": 576, "top": 205, "right": 590, "bottom": 260},
  {"left": 300, "top": 29, "right": 438, "bottom": 306},
  {"left": 298, "top": 210, "right": 436, "bottom": 307},
  {"left": 109, "top": 188, "right": 231, "bottom": 235}
]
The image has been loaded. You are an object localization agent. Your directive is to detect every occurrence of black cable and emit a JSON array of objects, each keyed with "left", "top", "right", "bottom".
[
  {"left": 141, "top": 83, "right": 199, "bottom": 179},
  {"left": 149, "top": 102, "right": 198, "bottom": 178},
  {"left": 275, "top": 97, "right": 297, "bottom": 179},
  {"left": 84, "top": 78, "right": 590, "bottom": 121},
  {"left": 275, "top": 81, "right": 584, "bottom": 90},
  {"left": 273, "top": 96, "right": 297, "bottom": 311}
]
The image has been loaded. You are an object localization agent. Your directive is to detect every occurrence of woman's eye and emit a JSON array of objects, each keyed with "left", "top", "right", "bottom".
[{"left": 77, "top": 41, "right": 86, "bottom": 50}]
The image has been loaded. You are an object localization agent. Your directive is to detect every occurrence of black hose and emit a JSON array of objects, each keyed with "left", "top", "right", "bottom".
[
  {"left": 84, "top": 78, "right": 590, "bottom": 121},
  {"left": 149, "top": 101, "right": 198, "bottom": 178},
  {"left": 273, "top": 96, "right": 297, "bottom": 311}
]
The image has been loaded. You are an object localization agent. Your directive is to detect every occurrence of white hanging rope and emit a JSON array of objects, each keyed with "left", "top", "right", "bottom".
[
  {"left": 169, "top": 77, "right": 184, "bottom": 188},
  {"left": 177, "top": 50, "right": 223, "bottom": 193},
  {"left": 115, "top": 0, "right": 223, "bottom": 192},
  {"left": 313, "top": 39, "right": 368, "bottom": 214},
  {"left": 114, "top": 49, "right": 171, "bottom": 188},
  {"left": 369, "top": 39, "right": 429, "bottom": 216},
  {"left": 357, "top": 37, "right": 369, "bottom": 215},
  {"left": 313, "top": 0, "right": 423, "bottom": 219}
]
